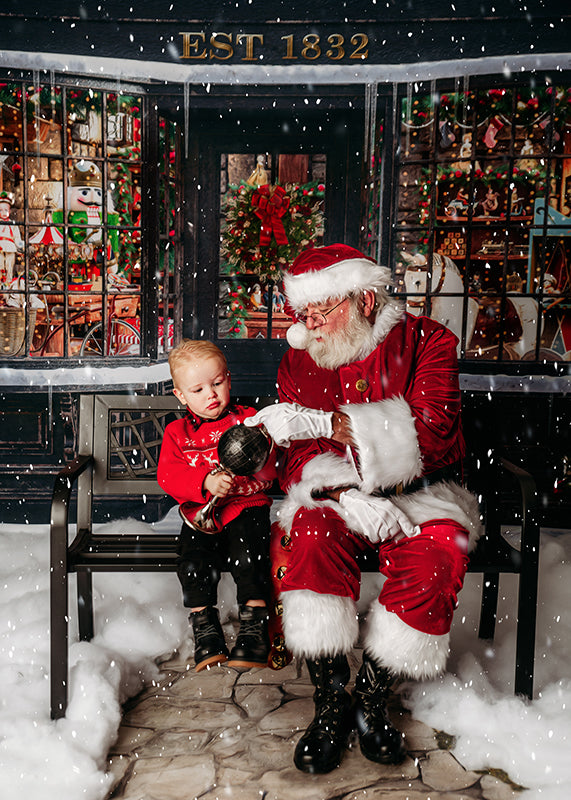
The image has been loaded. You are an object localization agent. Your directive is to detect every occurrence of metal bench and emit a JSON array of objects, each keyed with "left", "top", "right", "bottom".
[{"left": 50, "top": 392, "right": 539, "bottom": 719}]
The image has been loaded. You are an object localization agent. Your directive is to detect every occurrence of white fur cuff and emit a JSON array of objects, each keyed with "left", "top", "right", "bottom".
[
  {"left": 344, "top": 396, "right": 422, "bottom": 493},
  {"left": 364, "top": 601, "right": 449, "bottom": 680},
  {"left": 281, "top": 589, "right": 359, "bottom": 659}
]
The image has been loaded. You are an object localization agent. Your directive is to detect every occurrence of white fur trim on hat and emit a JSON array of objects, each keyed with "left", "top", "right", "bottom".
[
  {"left": 281, "top": 589, "right": 359, "bottom": 658},
  {"left": 364, "top": 601, "right": 449, "bottom": 680},
  {"left": 344, "top": 396, "right": 423, "bottom": 493},
  {"left": 284, "top": 259, "right": 392, "bottom": 312}
]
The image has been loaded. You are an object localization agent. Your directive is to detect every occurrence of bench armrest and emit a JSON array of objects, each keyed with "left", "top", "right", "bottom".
[
  {"left": 50, "top": 454, "right": 93, "bottom": 547},
  {"left": 500, "top": 456, "right": 539, "bottom": 551}
]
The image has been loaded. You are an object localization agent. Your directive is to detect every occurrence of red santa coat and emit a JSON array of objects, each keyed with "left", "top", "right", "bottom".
[
  {"left": 274, "top": 309, "right": 482, "bottom": 678},
  {"left": 277, "top": 312, "right": 464, "bottom": 494},
  {"left": 158, "top": 405, "right": 276, "bottom": 529}
]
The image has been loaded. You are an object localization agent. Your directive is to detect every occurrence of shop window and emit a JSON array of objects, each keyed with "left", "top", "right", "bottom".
[
  {"left": 0, "top": 80, "right": 144, "bottom": 359},
  {"left": 217, "top": 152, "right": 325, "bottom": 340},
  {"left": 391, "top": 80, "right": 571, "bottom": 363}
]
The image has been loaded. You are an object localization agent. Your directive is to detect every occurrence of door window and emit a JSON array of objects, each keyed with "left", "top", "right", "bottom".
[{"left": 217, "top": 152, "right": 325, "bottom": 340}]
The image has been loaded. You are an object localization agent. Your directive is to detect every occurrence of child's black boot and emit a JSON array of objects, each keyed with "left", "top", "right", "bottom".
[
  {"left": 190, "top": 606, "right": 229, "bottom": 672},
  {"left": 227, "top": 604, "right": 269, "bottom": 668}
]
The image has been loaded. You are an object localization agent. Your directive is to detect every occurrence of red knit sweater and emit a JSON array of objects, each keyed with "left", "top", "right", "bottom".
[{"left": 157, "top": 404, "right": 276, "bottom": 527}]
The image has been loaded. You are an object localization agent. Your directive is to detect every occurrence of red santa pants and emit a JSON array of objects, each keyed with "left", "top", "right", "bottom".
[{"left": 280, "top": 506, "right": 469, "bottom": 636}]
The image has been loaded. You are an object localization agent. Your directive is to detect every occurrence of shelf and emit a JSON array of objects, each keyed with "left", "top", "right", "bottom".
[
  {"left": 471, "top": 254, "right": 528, "bottom": 260},
  {"left": 436, "top": 216, "right": 532, "bottom": 223}
]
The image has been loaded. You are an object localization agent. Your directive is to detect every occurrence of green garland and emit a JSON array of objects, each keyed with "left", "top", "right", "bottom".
[
  {"left": 220, "top": 180, "right": 324, "bottom": 337},
  {"left": 403, "top": 86, "right": 571, "bottom": 131},
  {"left": 113, "top": 149, "right": 141, "bottom": 276},
  {"left": 0, "top": 83, "right": 140, "bottom": 123}
]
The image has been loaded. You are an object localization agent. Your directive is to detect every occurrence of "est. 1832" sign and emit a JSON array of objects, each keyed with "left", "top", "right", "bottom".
[{"left": 179, "top": 31, "right": 369, "bottom": 63}]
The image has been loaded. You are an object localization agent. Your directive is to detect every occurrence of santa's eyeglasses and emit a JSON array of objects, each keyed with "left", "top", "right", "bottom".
[{"left": 297, "top": 298, "right": 347, "bottom": 326}]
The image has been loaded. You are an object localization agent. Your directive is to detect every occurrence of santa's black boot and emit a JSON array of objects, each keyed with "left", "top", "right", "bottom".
[
  {"left": 294, "top": 654, "right": 353, "bottom": 774},
  {"left": 227, "top": 605, "right": 269, "bottom": 668},
  {"left": 353, "top": 650, "right": 406, "bottom": 764},
  {"left": 190, "top": 607, "right": 229, "bottom": 672}
]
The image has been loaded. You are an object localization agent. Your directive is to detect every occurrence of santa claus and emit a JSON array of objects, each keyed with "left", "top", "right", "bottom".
[{"left": 245, "top": 244, "right": 482, "bottom": 774}]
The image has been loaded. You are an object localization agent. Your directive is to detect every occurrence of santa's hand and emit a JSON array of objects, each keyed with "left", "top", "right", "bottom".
[
  {"left": 244, "top": 402, "right": 333, "bottom": 447},
  {"left": 338, "top": 488, "right": 420, "bottom": 543}
]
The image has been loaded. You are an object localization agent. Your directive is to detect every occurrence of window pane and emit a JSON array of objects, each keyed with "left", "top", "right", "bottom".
[
  {"left": 106, "top": 93, "right": 142, "bottom": 159},
  {"left": 157, "top": 116, "right": 182, "bottom": 355},
  {"left": 394, "top": 81, "right": 571, "bottom": 363},
  {"left": 0, "top": 80, "right": 144, "bottom": 360},
  {"left": 67, "top": 89, "right": 102, "bottom": 156}
]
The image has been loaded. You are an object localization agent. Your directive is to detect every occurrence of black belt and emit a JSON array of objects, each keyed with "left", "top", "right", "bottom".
[{"left": 372, "top": 462, "right": 462, "bottom": 499}]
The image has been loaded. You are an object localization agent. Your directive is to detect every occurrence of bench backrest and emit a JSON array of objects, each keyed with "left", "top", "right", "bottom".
[
  {"left": 77, "top": 394, "right": 186, "bottom": 529},
  {"left": 76, "top": 393, "right": 278, "bottom": 528}
]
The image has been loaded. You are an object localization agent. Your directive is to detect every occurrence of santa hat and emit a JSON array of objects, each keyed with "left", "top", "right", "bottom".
[{"left": 283, "top": 244, "right": 393, "bottom": 349}]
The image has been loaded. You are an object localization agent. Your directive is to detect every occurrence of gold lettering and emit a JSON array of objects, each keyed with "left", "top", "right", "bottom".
[
  {"left": 210, "top": 32, "right": 234, "bottom": 60},
  {"left": 301, "top": 34, "right": 321, "bottom": 60},
  {"left": 180, "top": 31, "right": 207, "bottom": 60},
  {"left": 281, "top": 34, "right": 297, "bottom": 60},
  {"left": 236, "top": 33, "right": 264, "bottom": 61},
  {"left": 326, "top": 34, "right": 345, "bottom": 60},
  {"left": 349, "top": 33, "right": 369, "bottom": 60}
]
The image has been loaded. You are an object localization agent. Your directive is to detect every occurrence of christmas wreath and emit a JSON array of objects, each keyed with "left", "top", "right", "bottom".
[{"left": 220, "top": 180, "right": 325, "bottom": 337}]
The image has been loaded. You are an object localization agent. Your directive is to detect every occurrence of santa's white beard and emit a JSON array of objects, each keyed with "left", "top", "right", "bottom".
[{"left": 306, "top": 302, "right": 376, "bottom": 370}]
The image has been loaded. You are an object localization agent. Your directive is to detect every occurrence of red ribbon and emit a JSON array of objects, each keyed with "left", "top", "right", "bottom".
[{"left": 251, "top": 185, "right": 290, "bottom": 246}]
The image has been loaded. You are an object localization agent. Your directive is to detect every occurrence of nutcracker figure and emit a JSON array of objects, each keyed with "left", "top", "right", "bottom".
[{"left": 53, "top": 161, "right": 119, "bottom": 282}]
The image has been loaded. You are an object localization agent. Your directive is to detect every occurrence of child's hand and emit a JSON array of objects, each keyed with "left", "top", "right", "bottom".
[{"left": 204, "top": 469, "right": 233, "bottom": 498}]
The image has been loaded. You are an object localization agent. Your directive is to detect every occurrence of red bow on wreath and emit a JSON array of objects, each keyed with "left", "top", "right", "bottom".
[{"left": 251, "top": 185, "right": 290, "bottom": 246}]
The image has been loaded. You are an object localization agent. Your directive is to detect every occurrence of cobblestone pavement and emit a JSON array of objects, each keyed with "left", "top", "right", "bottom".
[{"left": 105, "top": 630, "right": 523, "bottom": 800}]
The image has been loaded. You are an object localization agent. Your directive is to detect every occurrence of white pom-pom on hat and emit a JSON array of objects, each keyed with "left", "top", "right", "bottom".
[{"left": 286, "top": 321, "right": 309, "bottom": 350}]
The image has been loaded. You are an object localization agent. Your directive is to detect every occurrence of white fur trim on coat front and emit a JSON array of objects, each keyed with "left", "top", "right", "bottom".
[
  {"left": 276, "top": 452, "right": 360, "bottom": 534},
  {"left": 344, "top": 396, "right": 422, "bottom": 493},
  {"left": 364, "top": 600, "right": 449, "bottom": 680},
  {"left": 281, "top": 589, "right": 359, "bottom": 658},
  {"left": 276, "top": 452, "right": 482, "bottom": 553}
]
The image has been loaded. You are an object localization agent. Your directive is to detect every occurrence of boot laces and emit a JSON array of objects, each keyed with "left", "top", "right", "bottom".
[
  {"left": 238, "top": 616, "right": 263, "bottom": 640},
  {"left": 198, "top": 620, "right": 220, "bottom": 638}
]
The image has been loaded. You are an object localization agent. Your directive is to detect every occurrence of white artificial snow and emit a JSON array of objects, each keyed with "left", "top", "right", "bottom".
[
  {"left": 2, "top": 363, "right": 570, "bottom": 392},
  {"left": 1, "top": 48, "right": 570, "bottom": 86},
  {"left": 1, "top": 362, "right": 171, "bottom": 389},
  {"left": 0, "top": 508, "right": 570, "bottom": 798}
]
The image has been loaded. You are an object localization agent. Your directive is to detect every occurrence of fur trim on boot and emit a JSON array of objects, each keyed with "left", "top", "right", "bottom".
[
  {"left": 281, "top": 589, "right": 358, "bottom": 659},
  {"left": 364, "top": 601, "right": 449, "bottom": 680}
]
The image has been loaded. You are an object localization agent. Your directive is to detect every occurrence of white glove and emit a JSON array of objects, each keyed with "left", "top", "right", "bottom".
[
  {"left": 338, "top": 488, "right": 420, "bottom": 543},
  {"left": 244, "top": 402, "right": 333, "bottom": 447}
]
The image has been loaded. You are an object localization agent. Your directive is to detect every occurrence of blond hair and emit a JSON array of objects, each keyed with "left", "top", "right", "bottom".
[{"left": 168, "top": 339, "right": 228, "bottom": 388}]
